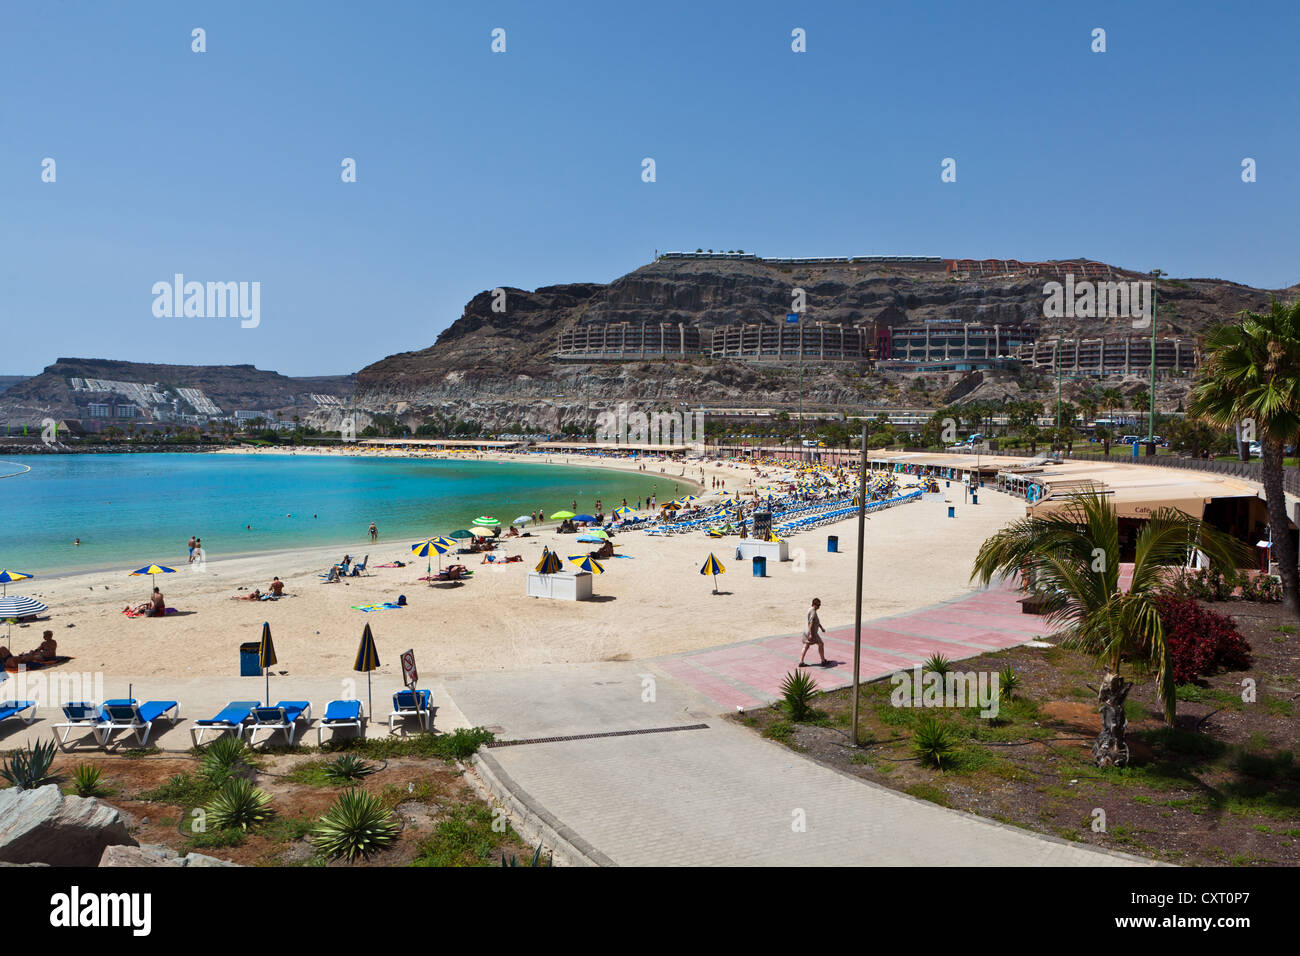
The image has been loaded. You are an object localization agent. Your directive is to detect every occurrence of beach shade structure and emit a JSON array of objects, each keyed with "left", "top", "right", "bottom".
[
  {"left": 411, "top": 537, "right": 451, "bottom": 574},
  {"left": 448, "top": 529, "right": 474, "bottom": 539},
  {"left": 699, "top": 553, "right": 726, "bottom": 593},
  {"left": 257, "top": 621, "right": 278, "bottom": 703},
  {"left": 469, "top": 526, "right": 496, "bottom": 538},
  {"left": 130, "top": 564, "right": 176, "bottom": 596},
  {"left": 353, "top": 622, "right": 381, "bottom": 717},
  {"left": 0, "top": 570, "right": 33, "bottom": 597},
  {"left": 0, "top": 595, "right": 49, "bottom": 642},
  {"left": 535, "top": 548, "right": 563, "bottom": 574},
  {"left": 572, "top": 514, "right": 597, "bottom": 523},
  {"left": 550, "top": 511, "right": 576, "bottom": 520},
  {"left": 568, "top": 555, "right": 605, "bottom": 574},
  {"left": 512, "top": 515, "right": 532, "bottom": 525},
  {"left": 472, "top": 515, "right": 500, "bottom": 527},
  {"left": 613, "top": 507, "right": 635, "bottom": 517},
  {"left": 576, "top": 529, "right": 609, "bottom": 540}
]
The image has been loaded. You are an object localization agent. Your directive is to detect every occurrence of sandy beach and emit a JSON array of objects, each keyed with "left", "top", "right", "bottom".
[{"left": 7, "top": 448, "right": 1023, "bottom": 684}]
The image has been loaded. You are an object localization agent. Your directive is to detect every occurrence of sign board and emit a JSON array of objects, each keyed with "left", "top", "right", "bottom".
[{"left": 400, "top": 649, "right": 418, "bottom": 689}]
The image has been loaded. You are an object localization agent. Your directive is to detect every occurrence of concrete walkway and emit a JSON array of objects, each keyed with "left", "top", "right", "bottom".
[{"left": 452, "top": 662, "right": 1151, "bottom": 866}]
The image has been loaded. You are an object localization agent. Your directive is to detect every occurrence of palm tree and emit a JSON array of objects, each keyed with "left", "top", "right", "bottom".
[
  {"left": 1188, "top": 299, "right": 1300, "bottom": 617},
  {"left": 971, "top": 491, "right": 1247, "bottom": 765}
]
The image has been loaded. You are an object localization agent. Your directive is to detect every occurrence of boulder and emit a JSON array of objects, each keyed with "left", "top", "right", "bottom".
[
  {"left": 99, "top": 843, "right": 239, "bottom": 867},
  {"left": 0, "top": 785, "right": 137, "bottom": 866}
]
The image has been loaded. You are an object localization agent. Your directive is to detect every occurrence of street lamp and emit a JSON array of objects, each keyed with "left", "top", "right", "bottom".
[{"left": 1147, "top": 269, "right": 1164, "bottom": 448}]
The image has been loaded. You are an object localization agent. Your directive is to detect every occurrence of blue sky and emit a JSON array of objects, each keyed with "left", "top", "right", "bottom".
[{"left": 3, "top": 0, "right": 1297, "bottom": 376}]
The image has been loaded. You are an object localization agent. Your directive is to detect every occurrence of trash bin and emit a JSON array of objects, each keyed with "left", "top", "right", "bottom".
[
  {"left": 240, "top": 642, "right": 261, "bottom": 676},
  {"left": 753, "top": 556, "right": 767, "bottom": 577},
  {"left": 947, "top": 506, "right": 955, "bottom": 518},
  {"left": 827, "top": 535, "right": 839, "bottom": 553},
  {"left": 972, "top": 493, "right": 979, "bottom": 505}
]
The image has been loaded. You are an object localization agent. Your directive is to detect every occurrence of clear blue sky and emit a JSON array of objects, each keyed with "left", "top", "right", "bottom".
[{"left": 3, "top": 0, "right": 1297, "bottom": 376}]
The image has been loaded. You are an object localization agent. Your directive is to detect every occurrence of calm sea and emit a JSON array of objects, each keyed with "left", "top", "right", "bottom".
[{"left": 0, "top": 453, "right": 672, "bottom": 574}]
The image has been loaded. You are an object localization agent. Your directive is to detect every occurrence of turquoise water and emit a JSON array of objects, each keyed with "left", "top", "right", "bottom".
[{"left": 0, "top": 454, "right": 672, "bottom": 574}]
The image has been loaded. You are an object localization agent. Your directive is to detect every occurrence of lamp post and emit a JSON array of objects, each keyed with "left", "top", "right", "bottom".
[
  {"left": 1147, "top": 269, "right": 1164, "bottom": 447},
  {"left": 851, "top": 422, "right": 868, "bottom": 747}
]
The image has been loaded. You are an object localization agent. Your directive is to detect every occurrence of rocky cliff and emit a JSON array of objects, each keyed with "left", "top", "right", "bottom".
[{"left": 354, "top": 257, "right": 1299, "bottom": 431}]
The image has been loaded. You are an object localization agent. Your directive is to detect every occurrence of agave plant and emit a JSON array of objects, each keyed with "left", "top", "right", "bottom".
[
  {"left": 205, "top": 777, "right": 275, "bottom": 831},
  {"left": 72, "top": 763, "right": 106, "bottom": 797},
  {"left": 913, "top": 716, "right": 958, "bottom": 769},
  {"left": 779, "top": 670, "right": 819, "bottom": 721},
  {"left": 199, "top": 735, "right": 249, "bottom": 789},
  {"left": 501, "top": 841, "right": 553, "bottom": 867},
  {"left": 923, "top": 653, "right": 952, "bottom": 677},
  {"left": 998, "top": 665, "right": 1020, "bottom": 702},
  {"left": 1, "top": 739, "right": 59, "bottom": 790},
  {"left": 322, "top": 753, "right": 377, "bottom": 784},
  {"left": 311, "top": 788, "right": 401, "bottom": 861}
]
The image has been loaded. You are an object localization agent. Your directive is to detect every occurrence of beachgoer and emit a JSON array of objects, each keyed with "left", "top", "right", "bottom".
[
  {"left": 369, "top": 522, "right": 378, "bottom": 541},
  {"left": 188, "top": 535, "right": 197, "bottom": 562},
  {"left": 147, "top": 588, "right": 166, "bottom": 618},
  {"left": 268, "top": 577, "right": 285, "bottom": 597},
  {"left": 799, "top": 598, "right": 827, "bottom": 666},
  {"left": 74, "top": 538, "right": 80, "bottom": 546}
]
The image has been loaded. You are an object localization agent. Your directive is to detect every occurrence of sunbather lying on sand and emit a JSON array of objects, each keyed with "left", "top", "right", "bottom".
[{"left": 0, "top": 631, "right": 58, "bottom": 666}]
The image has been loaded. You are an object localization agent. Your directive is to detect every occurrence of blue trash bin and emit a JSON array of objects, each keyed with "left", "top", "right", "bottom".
[
  {"left": 947, "top": 506, "right": 955, "bottom": 518},
  {"left": 239, "top": 642, "right": 261, "bottom": 676},
  {"left": 827, "top": 535, "right": 839, "bottom": 553},
  {"left": 753, "top": 556, "right": 767, "bottom": 577},
  {"left": 972, "top": 493, "right": 979, "bottom": 505}
]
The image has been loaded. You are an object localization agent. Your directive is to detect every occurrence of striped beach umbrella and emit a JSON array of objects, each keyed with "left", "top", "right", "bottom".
[
  {"left": 0, "top": 595, "right": 48, "bottom": 619},
  {"left": 535, "top": 548, "right": 563, "bottom": 574},
  {"left": 412, "top": 537, "right": 451, "bottom": 573},
  {"left": 472, "top": 515, "right": 500, "bottom": 526},
  {"left": 613, "top": 507, "right": 635, "bottom": 517},
  {"left": 257, "top": 621, "right": 278, "bottom": 702},
  {"left": 353, "top": 622, "right": 381, "bottom": 716},
  {"left": 568, "top": 555, "right": 605, "bottom": 574},
  {"left": 130, "top": 564, "right": 176, "bottom": 596},
  {"left": 0, "top": 570, "right": 33, "bottom": 597},
  {"left": 699, "top": 553, "right": 726, "bottom": 593}
]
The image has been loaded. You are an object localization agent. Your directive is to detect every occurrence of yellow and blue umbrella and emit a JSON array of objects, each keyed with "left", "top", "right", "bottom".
[
  {"left": 535, "top": 548, "right": 563, "bottom": 574},
  {"left": 700, "top": 553, "right": 726, "bottom": 593},
  {"left": 353, "top": 621, "right": 381, "bottom": 715},
  {"left": 568, "top": 555, "right": 605, "bottom": 574},
  {"left": 0, "top": 570, "right": 32, "bottom": 597},
  {"left": 613, "top": 507, "right": 635, "bottom": 517},
  {"left": 258, "top": 621, "right": 278, "bottom": 702},
  {"left": 412, "top": 537, "right": 452, "bottom": 573},
  {"left": 130, "top": 564, "right": 176, "bottom": 596}
]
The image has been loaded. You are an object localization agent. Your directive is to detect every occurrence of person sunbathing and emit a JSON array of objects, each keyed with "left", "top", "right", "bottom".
[
  {"left": 5, "top": 631, "right": 58, "bottom": 664},
  {"left": 234, "top": 588, "right": 263, "bottom": 601}
]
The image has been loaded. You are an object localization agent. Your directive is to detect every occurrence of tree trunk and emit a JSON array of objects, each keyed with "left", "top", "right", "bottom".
[
  {"left": 1092, "top": 673, "right": 1131, "bottom": 767},
  {"left": 1262, "top": 439, "right": 1300, "bottom": 619}
]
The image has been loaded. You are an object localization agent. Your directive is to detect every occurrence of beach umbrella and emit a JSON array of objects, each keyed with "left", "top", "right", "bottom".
[
  {"left": 257, "top": 621, "right": 278, "bottom": 702},
  {"left": 411, "top": 537, "right": 451, "bottom": 574},
  {"left": 568, "top": 555, "right": 605, "bottom": 574},
  {"left": 700, "top": 553, "right": 726, "bottom": 593},
  {"left": 512, "top": 515, "right": 532, "bottom": 525},
  {"left": 573, "top": 514, "right": 597, "bottom": 523},
  {"left": 472, "top": 515, "right": 500, "bottom": 527},
  {"left": 0, "top": 595, "right": 48, "bottom": 643},
  {"left": 130, "top": 564, "right": 176, "bottom": 596},
  {"left": 0, "top": 570, "right": 32, "bottom": 597},
  {"left": 469, "top": 526, "right": 495, "bottom": 538},
  {"left": 613, "top": 507, "right": 634, "bottom": 517},
  {"left": 578, "top": 529, "right": 609, "bottom": 540},
  {"left": 535, "top": 548, "right": 563, "bottom": 574},
  {"left": 448, "top": 529, "right": 474, "bottom": 539},
  {"left": 550, "top": 511, "right": 575, "bottom": 520},
  {"left": 353, "top": 622, "right": 381, "bottom": 716}
]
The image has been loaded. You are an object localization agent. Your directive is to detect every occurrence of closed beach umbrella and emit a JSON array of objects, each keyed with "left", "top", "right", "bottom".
[
  {"left": 472, "top": 515, "right": 500, "bottom": 526},
  {"left": 130, "top": 564, "right": 176, "bottom": 596},
  {"left": 0, "top": 570, "right": 33, "bottom": 597},
  {"left": 550, "top": 511, "right": 575, "bottom": 520},
  {"left": 353, "top": 622, "right": 381, "bottom": 716},
  {"left": 258, "top": 621, "right": 278, "bottom": 703},
  {"left": 535, "top": 548, "right": 563, "bottom": 574},
  {"left": 568, "top": 555, "right": 605, "bottom": 574},
  {"left": 700, "top": 553, "right": 726, "bottom": 593}
]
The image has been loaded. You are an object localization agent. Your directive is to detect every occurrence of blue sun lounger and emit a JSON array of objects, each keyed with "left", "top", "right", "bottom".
[
  {"left": 97, "top": 699, "right": 180, "bottom": 748},
  {"left": 389, "top": 688, "right": 434, "bottom": 734},
  {"left": 53, "top": 701, "right": 102, "bottom": 748},
  {"left": 191, "top": 700, "right": 260, "bottom": 746},
  {"left": 0, "top": 699, "right": 37, "bottom": 729},
  {"left": 245, "top": 700, "right": 312, "bottom": 747},
  {"left": 316, "top": 699, "right": 364, "bottom": 746}
]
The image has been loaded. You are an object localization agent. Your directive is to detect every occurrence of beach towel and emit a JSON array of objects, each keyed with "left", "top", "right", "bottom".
[
  {"left": 350, "top": 603, "right": 404, "bottom": 612},
  {"left": 122, "top": 607, "right": 179, "bottom": 618},
  {"left": 4, "top": 655, "right": 72, "bottom": 673}
]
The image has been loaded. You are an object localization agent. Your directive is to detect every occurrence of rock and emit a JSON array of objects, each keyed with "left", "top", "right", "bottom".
[
  {"left": 99, "top": 843, "right": 239, "bottom": 867},
  {"left": 0, "top": 786, "right": 137, "bottom": 866}
]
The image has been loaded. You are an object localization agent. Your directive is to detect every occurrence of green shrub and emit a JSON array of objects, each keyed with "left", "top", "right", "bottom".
[
  {"left": 72, "top": 763, "right": 106, "bottom": 797},
  {"left": 998, "top": 665, "right": 1020, "bottom": 701},
  {"left": 1, "top": 740, "right": 58, "bottom": 790},
  {"left": 779, "top": 670, "right": 819, "bottom": 721},
  {"left": 913, "top": 716, "right": 958, "bottom": 769},
  {"left": 501, "top": 841, "right": 553, "bottom": 867},
  {"left": 199, "top": 736, "right": 250, "bottom": 789},
  {"left": 923, "top": 653, "right": 952, "bottom": 677},
  {"left": 311, "top": 788, "right": 401, "bottom": 861},
  {"left": 205, "top": 778, "right": 275, "bottom": 831},
  {"left": 323, "top": 754, "right": 378, "bottom": 783}
]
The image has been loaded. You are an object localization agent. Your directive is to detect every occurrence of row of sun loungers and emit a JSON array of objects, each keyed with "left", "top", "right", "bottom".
[{"left": 0, "top": 690, "right": 436, "bottom": 750}]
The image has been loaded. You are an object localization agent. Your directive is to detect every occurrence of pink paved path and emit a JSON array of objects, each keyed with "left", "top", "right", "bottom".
[{"left": 652, "top": 584, "right": 1052, "bottom": 711}]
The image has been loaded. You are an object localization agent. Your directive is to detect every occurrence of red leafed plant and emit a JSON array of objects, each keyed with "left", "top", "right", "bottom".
[{"left": 1155, "top": 595, "right": 1253, "bottom": 685}]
